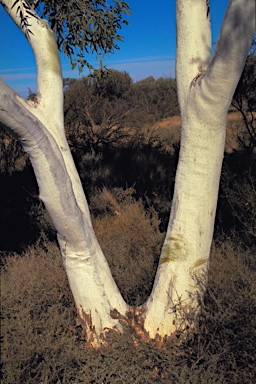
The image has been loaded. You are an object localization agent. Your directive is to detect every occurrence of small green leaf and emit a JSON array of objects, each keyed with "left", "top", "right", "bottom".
[{"left": 11, "top": 0, "right": 19, "bottom": 10}]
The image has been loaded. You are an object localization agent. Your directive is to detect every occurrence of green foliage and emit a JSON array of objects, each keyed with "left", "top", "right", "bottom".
[
  {"left": 133, "top": 76, "right": 179, "bottom": 121},
  {"left": 26, "top": 0, "right": 131, "bottom": 73},
  {"left": 96, "top": 68, "right": 133, "bottom": 99},
  {"left": 9, "top": 0, "right": 39, "bottom": 40}
]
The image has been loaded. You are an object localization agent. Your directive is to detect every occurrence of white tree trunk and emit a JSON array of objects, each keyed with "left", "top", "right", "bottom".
[
  {"left": 143, "top": 0, "right": 255, "bottom": 338},
  {"left": 0, "top": 0, "right": 129, "bottom": 347},
  {"left": 0, "top": 0, "right": 254, "bottom": 345}
]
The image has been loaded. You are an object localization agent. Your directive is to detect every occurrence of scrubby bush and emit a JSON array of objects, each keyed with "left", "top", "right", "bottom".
[
  {"left": 1, "top": 237, "right": 255, "bottom": 383},
  {"left": 1, "top": 67, "right": 255, "bottom": 382},
  {"left": 217, "top": 150, "right": 256, "bottom": 245},
  {"left": 0, "top": 127, "right": 28, "bottom": 175},
  {"left": 232, "top": 40, "right": 256, "bottom": 149},
  {"left": 64, "top": 71, "right": 179, "bottom": 157},
  {"left": 0, "top": 238, "right": 87, "bottom": 383},
  {"left": 187, "top": 241, "right": 256, "bottom": 383},
  {"left": 0, "top": 166, "right": 56, "bottom": 253},
  {"left": 90, "top": 187, "right": 164, "bottom": 305},
  {"left": 132, "top": 76, "right": 179, "bottom": 121}
]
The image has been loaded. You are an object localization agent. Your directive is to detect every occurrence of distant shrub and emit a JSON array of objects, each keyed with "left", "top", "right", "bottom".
[
  {"left": 218, "top": 150, "right": 256, "bottom": 245},
  {"left": 90, "top": 187, "right": 164, "bottom": 305},
  {"left": 0, "top": 127, "right": 28, "bottom": 175}
]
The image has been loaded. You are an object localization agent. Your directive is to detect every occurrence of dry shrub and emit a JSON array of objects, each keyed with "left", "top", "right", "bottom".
[
  {"left": 1, "top": 224, "right": 255, "bottom": 383},
  {"left": 78, "top": 238, "right": 256, "bottom": 383},
  {"left": 0, "top": 128, "right": 28, "bottom": 175},
  {"left": 183, "top": 241, "right": 256, "bottom": 384},
  {"left": 221, "top": 163, "right": 256, "bottom": 244},
  {"left": 0, "top": 239, "right": 85, "bottom": 383},
  {"left": 90, "top": 187, "right": 164, "bottom": 305}
]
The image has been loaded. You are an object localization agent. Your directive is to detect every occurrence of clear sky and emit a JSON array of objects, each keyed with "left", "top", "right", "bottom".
[{"left": 0, "top": 0, "right": 229, "bottom": 98}]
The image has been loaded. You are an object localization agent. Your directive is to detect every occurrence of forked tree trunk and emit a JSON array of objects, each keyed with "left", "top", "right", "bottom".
[
  {"left": 0, "top": 0, "right": 129, "bottom": 346},
  {"left": 143, "top": 0, "right": 255, "bottom": 337},
  {"left": 0, "top": 0, "right": 254, "bottom": 346}
]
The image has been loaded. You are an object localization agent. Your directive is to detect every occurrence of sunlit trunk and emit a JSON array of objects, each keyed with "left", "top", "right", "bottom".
[
  {"left": 0, "top": 0, "right": 254, "bottom": 344},
  {"left": 0, "top": 1, "right": 129, "bottom": 347},
  {"left": 143, "top": 0, "right": 255, "bottom": 338}
]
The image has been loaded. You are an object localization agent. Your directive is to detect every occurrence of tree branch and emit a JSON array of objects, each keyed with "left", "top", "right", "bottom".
[
  {"left": 1, "top": 0, "right": 63, "bottom": 126},
  {"left": 176, "top": 0, "right": 212, "bottom": 110},
  {"left": 203, "top": 0, "right": 255, "bottom": 114}
]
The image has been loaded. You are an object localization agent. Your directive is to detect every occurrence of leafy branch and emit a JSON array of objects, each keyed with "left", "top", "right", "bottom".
[
  {"left": 11, "top": 0, "right": 39, "bottom": 40},
  {"left": 25, "top": 0, "right": 132, "bottom": 73}
]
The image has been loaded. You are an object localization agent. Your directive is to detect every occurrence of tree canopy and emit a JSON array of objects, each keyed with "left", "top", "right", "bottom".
[{"left": 8, "top": 0, "right": 131, "bottom": 72}]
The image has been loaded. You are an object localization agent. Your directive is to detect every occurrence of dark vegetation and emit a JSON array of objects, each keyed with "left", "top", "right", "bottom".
[{"left": 1, "top": 62, "right": 256, "bottom": 382}]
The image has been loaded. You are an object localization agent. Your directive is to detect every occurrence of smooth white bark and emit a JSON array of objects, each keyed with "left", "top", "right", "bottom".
[
  {"left": 143, "top": 0, "right": 255, "bottom": 338},
  {"left": 0, "top": 0, "right": 255, "bottom": 344},
  {"left": 0, "top": 0, "right": 129, "bottom": 346}
]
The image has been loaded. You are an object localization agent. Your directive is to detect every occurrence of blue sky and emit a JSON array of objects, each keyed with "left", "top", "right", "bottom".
[{"left": 0, "top": 0, "right": 229, "bottom": 98}]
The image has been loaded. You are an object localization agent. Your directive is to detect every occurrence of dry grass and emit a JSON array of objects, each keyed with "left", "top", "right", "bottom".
[
  {"left": 1, "top": 178, "right": 256, "bottom": 383},
  {"left": 225, "top": 111, "right": 246, "bottom": 153},
  {"left": 1, "top": 234, "right": 255, "bottom": 383},
  {"left": 90, "top": 187, "right": 164, "bottom": 305},
  {"left": 0, "top": 239, "right": 86, "bottom": 383},
  {"left": 153, "top": 116, "right": 181, "bottom": 153},
  {"left": 197, "top": 241, "right": 256, "bottom": 382}
]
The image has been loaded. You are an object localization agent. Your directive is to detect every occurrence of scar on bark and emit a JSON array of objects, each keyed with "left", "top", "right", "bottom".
[
  {"left": 75, "top": 306, "right": 153, "bottom": 347},
  {"left": 190, "top": 66, "right": 206, "bottom": 88}
]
